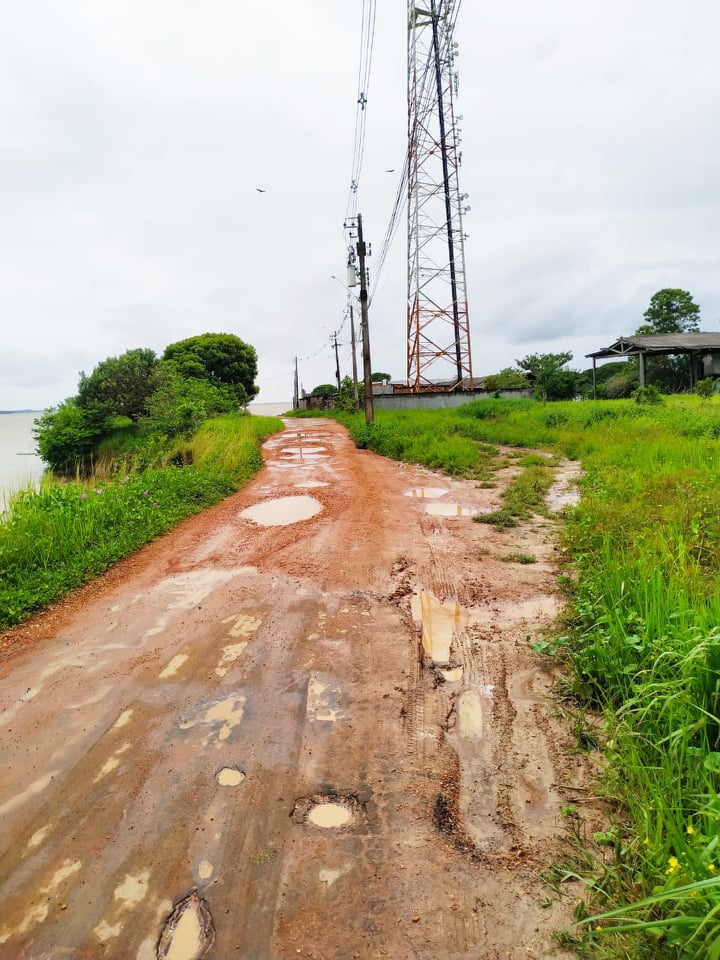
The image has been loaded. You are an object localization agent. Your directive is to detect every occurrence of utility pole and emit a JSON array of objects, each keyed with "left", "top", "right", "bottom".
[
  {"left": 293, "top": 356, "right": 299, "bottom": 409},
  {"left": 349, "top": 302, "right": 360, "bottom": 408},
  {"left": 332, "top": 333, "right": 341, "bottom": 393},
  {"left": 356, "top": 213, "right": 374, "bottom": 424}
]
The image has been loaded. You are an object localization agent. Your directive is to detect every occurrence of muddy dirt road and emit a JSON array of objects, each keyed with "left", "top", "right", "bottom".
[{"left": 0, "top": 419, "right": 592, "bottom": 959}]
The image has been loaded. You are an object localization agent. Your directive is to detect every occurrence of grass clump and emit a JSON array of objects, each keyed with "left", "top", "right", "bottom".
[
  {"left": 0, "top": 414, "right": 281, "bottom": 628},
  {"left": 501, "top": 552, "right": 537, "bottom": 564}
]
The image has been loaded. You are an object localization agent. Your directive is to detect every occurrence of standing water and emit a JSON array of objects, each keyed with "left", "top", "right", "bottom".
[{"left": 0, "top": 412, "right": 45, "bottom": 507}]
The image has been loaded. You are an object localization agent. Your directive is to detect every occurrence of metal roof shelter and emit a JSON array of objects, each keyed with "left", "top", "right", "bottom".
[{"left": 586, "top": 332, "right": 720, "bottom": 397}]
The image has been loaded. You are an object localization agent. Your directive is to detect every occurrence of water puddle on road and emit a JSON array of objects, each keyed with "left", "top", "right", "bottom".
[
  {"left": 215, "top": 766, "right": 245, "bottom": 787},
  {"left": 404, "top": 487, "right": 449, "bottom": 499},
  {"left": 240, "top": 496, "right": 323, "bottom": 527},
  {"left": 178, "top": 694, "right": 246, "bottom": 743},
  {"left": 295, "top": 480, "right": 328, "bottom": 489},
  {"left": 411, "top": 590, "right": 468, "bottom": 664},
  {"left": 157, "top": 891, "right": 214, "bottom": 960},
  {"left": 281, "top": 446, "right": 326, "bottom": 456},
  {"left": 159, "top": 655, "right": 189, "bottom": 679},
  {"left": 439, "top": 666, "right": 464, "bottom": 683},
  {"left": 424, "top": 502, "right": 479, "bottom": 518},
  {"left": 308, "top": 802, "right": 354, "bottom": 828},
  {"left": 457, "top": 689, "right": 485, "bottom": 739}
]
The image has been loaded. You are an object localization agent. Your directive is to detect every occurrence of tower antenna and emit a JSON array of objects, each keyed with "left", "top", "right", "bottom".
[{"left": 407, "top": 1, "right": 472, "bottom": 390}]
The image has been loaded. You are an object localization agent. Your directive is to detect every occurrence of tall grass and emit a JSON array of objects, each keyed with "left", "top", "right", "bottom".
[
  {"left": 0, "top": 414, "right": 281, "bottom": 628},
  {"left": 313, "top": 396, "right": 720, "bottom": 957}
]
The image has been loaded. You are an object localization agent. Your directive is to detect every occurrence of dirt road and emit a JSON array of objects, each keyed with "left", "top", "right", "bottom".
[{"left": 0, "top": 419, "right": 592, "bottom": 959}]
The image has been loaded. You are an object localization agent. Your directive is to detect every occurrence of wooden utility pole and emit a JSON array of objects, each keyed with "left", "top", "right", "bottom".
[
  {"left": 356, "top": 213, "right": 373, "bottom": 424},
  {"left": 293, "top": 357, "right": 299, "bottom": 409}
]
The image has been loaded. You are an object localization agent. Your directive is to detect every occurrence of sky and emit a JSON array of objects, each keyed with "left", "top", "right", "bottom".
[{"left": 1, "top": 0, "right": 719, "bottom": 410}]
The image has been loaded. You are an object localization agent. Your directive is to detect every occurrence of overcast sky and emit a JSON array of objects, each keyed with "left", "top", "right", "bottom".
[{"left": 1, "top": 0, "right": 719, "bottom": 410}]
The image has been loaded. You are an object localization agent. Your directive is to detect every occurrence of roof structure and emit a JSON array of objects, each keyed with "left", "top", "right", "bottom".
[
  {"left": 586, "top": 331, "right": 720, "bottom": 395},
  {"left": 587, "top": 332, "right": 720, "bottom": 360}
]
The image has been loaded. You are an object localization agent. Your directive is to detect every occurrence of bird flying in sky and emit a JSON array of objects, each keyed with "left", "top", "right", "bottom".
[{"left": 256, "top": 188, "right": 267, "bottom": 193}]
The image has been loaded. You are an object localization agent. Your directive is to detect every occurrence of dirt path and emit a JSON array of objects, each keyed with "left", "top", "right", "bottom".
[{"left": 0, "top": 419, "right": 593, "bottom": 959}]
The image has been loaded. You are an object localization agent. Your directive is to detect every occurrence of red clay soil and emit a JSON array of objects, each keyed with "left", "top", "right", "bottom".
[{"left": 0, "top": 418, "right": 600, "bottom": 959}]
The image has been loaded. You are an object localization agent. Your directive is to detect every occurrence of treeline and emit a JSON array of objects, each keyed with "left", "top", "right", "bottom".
[{"left": 34, "top": 333, "right": 258, "bottom": 473}]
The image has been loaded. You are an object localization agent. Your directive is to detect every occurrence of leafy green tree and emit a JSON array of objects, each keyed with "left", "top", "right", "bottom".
[
  {"left": 77, "top": 348, "right": 160, "bottom": 427},
  {"left": 33, "top": 398, "right": 101, "bottom": 473},
  {"left": 310, "top": 383, "right": 338, "bottom": 396},
  {"left": 516, "top": 352, "right": 584, "bottom": 401},
  {"left": 637, "top": 288, "right": 700, "bottom": 335},
  {"left": 162, "top": 333, "right": 258, "bottom": 405},
  {"left": 371, "top": 372, "right": 392, "bottom": 382},
  {"left": 634, "top": 289, "right": 701, "bottom": 393},
  {"left": 484, "top": 367, "right": 529, "bottom": 391},
  {"left": 140, "top": 365, "right": 238, "bottom": 438}
]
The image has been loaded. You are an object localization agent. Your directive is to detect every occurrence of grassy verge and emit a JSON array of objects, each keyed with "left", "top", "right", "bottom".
[
  {"left": 310, "top": 397, "right": 720, "bottom": 958},
  {"left": 0, "top": 414, "right": 282, "bottom": 629}
]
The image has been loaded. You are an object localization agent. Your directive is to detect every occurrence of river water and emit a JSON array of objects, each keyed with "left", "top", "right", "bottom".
[
  {"left": 0, "top": 403, "right": 290, "bottom": 506},
  {"left": 0, "top": 412, "right": 46, "bottom": 504}
]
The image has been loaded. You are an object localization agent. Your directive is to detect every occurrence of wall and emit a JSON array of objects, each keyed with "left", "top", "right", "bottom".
[{"left": 373, "top": 389, "right": 532, "bottom": 411}]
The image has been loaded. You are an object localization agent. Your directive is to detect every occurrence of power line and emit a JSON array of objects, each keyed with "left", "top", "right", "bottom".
[{"left": 345, "top": 0, "right": 377, "bottom": 220}]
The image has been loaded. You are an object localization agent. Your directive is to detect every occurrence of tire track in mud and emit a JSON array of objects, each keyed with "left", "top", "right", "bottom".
[{"left": 402, "top": 457, "right": 587, "bottom": 868}]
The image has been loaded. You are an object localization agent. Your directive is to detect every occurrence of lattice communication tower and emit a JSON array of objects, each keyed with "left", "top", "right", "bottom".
[{"left": 407, "top": 1, "right": 472, "bottom": 390}]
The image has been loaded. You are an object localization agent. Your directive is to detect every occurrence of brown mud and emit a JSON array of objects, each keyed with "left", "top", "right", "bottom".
[{"left": 0, "top": 419, "right": 599, "bottom": 959}]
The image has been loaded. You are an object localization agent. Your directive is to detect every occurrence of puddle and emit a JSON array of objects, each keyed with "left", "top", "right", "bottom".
[
  {"left": 424, "top": 502, "right": 478, "bottom": 517},
  {"left": 157, "top": 891, "right": 215, "bottom": 960},
  {"left": 295, "top": 480, "right": 328, "bottom": 489},
  {"left": 178, "top": 694, "right": 246, "bottom": 743},
  {"left": 292, "top": 794, "right": 361, "bottom": 829},
  {"left": 411, "top": 590, "right": 467, "bottom": 664},
  {"left": 216, "top": 766, "right": 245, "bottom": 787},
  {"left": 215, "top": 642, "right": 247, "bottom": 677},
  {"left": 439, "top": 666, "right": 464, "bottom": 683},
  {"left": 159, "top": 655, "right": 189, "bottom": 679},
  {"left": 404, "top": 487, "right": 449, "bottom": 499},
  {"left": 281, "top": 446, "right": 326, "bottom": 456},
  {"left": 114, "top": 870, "right": 150, "bottom": 906},
  {"left": 458, "top": 689, "right": 485, "bottom": 739},
  {"left": 240, "top": 495, "right": 323, "bottom": 527},
  {"left": 113, "top": 709, "right": 134, "bottom": 729},
  {"left": 308, "top": 802, "right": 353, "bottom": 828}
]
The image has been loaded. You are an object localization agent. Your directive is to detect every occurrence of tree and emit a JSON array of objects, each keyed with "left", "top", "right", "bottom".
[
  {"left": 371, "top": 372, "right": 392, "bottom": 383},
  {"left": 516, "top": 352, "right": 585, "bottom": 401},
  {"left": 484, "top": 367, "right": 529, "bottom": 391},
  {"left": 77, "top": 348, "right": 160, "bottom": 426},
  {"left": 33, "top": 399, "right": 102, "bottom": 473},
  {"left": 635, "top": 289, "right": 702, "bottom": 393},
  {"left": 162, "top": 333, "right": 259, "bottom": 406},
  {"left": 310, "top": 383, "right": 338, "bottom": 396},
  {"left": 637, "top": 288, "right": 700, "bottom": 335},
  {"left": 140, "top": 365, "right": 238, "bottom": 438}
]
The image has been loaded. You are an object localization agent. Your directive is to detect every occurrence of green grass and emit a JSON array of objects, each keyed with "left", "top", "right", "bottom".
[
  {"left": 0, "top": 414, "right": 282, "bottom": 628},
  {"left": 309, "top": 395, "right": 720, "bottom": 958}
]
